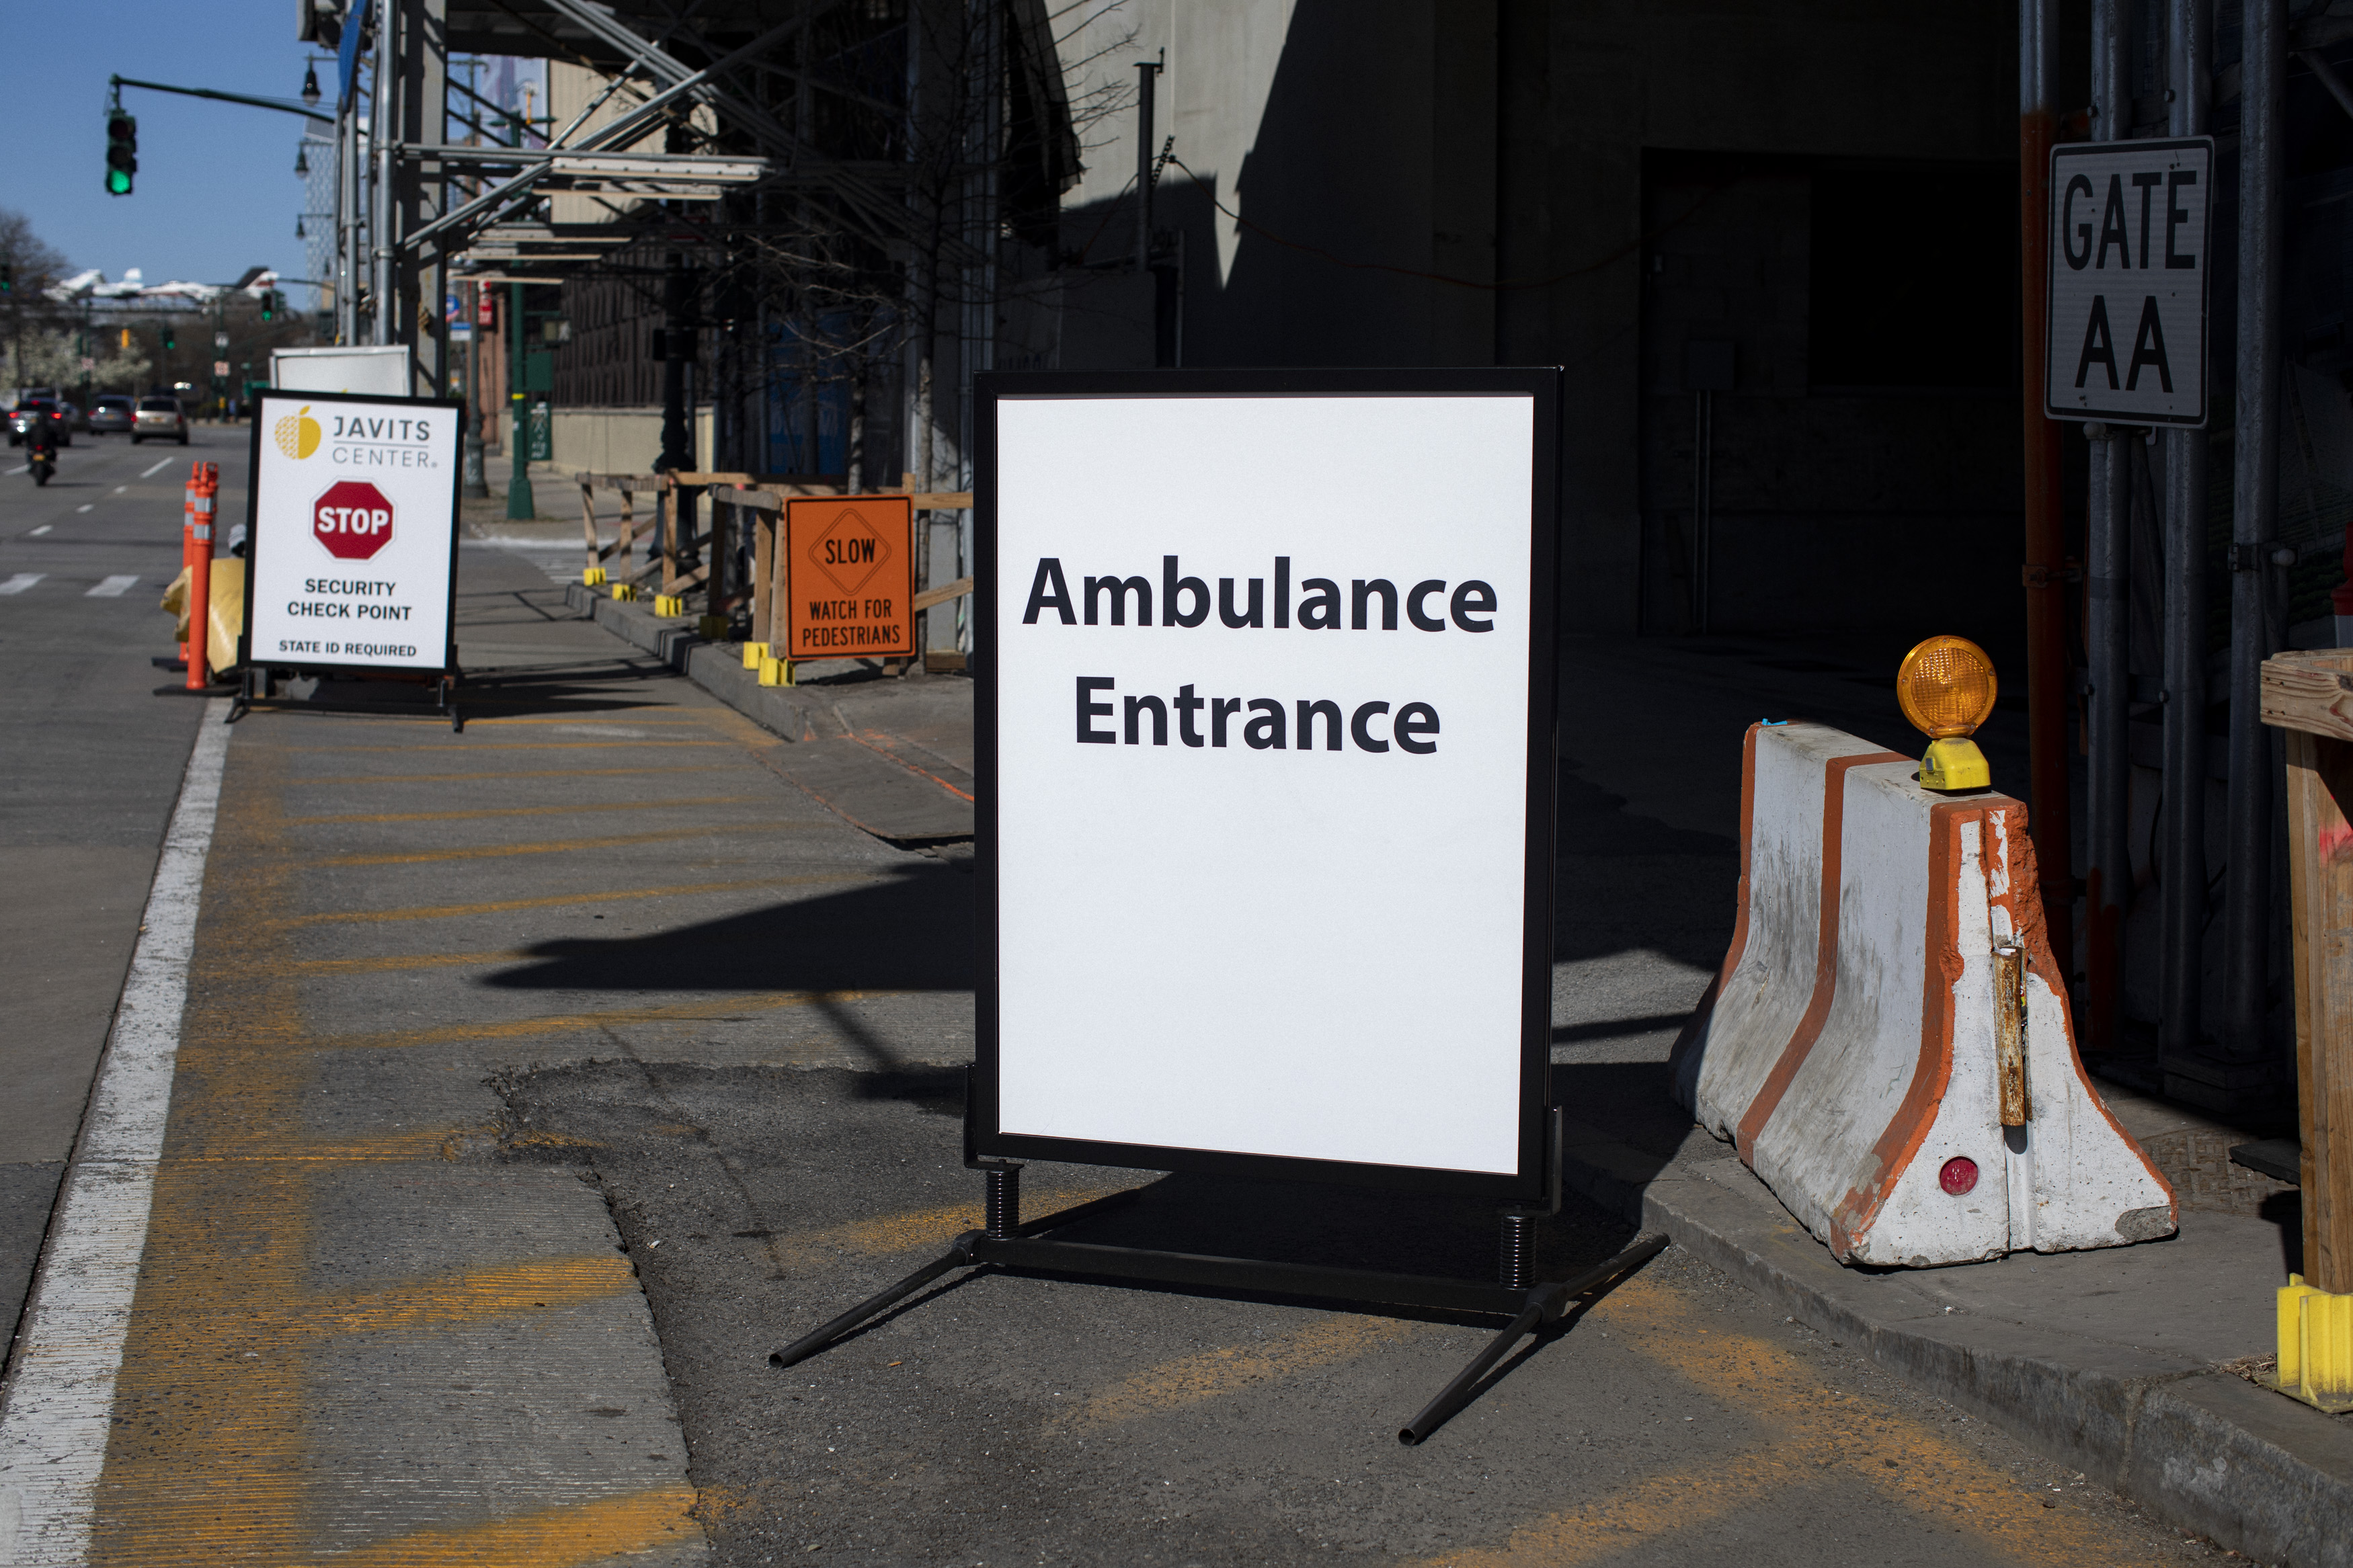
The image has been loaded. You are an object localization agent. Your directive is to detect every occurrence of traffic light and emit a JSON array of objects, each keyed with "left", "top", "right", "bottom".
[
  {"left": 259, "top": 290, "right": 278, "bottom": 322},
  {"left": 1, "top": 263, "right": 12, "bottom": 294},
  {"left": 119, "top": 327, "right": 132, "bottom": 350},
  {"left": 105, "top": 110, "right": 136, "bottom": 197},
  {"left": 162, "top": 326, "right": 175, "bottom": 351}
]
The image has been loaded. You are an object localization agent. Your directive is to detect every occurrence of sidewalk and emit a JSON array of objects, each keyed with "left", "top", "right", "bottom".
[{"left": 555, "top": 592, "right": 2352, "bottom": 1561}]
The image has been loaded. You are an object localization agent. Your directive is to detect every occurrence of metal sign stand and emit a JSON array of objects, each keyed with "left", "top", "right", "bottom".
[{"left": 770, "top": 1087, "right": 1667, "bottom": 1445}]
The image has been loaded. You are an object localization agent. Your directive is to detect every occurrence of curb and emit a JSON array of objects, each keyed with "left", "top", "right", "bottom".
[
  {"left": 561, "top": 583, "right": 837, "bottom": 743},
  {"left": 1561, "top": 1119, "right": 2353, "bottom": 1566}
]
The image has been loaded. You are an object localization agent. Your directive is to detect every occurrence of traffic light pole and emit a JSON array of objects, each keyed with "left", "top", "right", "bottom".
[{"left": 506, "top": 280, "right": 534, "bottom": 520}]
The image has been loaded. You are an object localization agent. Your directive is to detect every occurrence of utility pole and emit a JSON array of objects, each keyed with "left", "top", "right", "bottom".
[{"left": 506, "top": 278, "right": 533, "bottom": 519}]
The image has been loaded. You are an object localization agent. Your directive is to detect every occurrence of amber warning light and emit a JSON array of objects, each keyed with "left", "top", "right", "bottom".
[{"left": 1897, "top": 634, "right": 1998, "bottom": 792}]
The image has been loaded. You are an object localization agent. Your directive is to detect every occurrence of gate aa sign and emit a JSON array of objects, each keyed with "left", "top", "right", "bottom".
[
  {"left": 2044, "top": 137, "right": 2212, "bottom": 427},
  {"left": 313, "top": 480, "right": 394, "bottom": 561}
]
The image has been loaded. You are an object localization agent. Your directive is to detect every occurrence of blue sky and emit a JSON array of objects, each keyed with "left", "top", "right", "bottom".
[{"left": 0, "top": 1, "right": 325, "bottom": 294}]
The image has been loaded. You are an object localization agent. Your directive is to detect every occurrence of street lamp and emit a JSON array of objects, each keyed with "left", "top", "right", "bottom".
[
  {"left": 294, "top": 143, "right": 310, "bottom": 176},
  {"left": 299, "top": 63, "right": 320, "bottom": 106}
]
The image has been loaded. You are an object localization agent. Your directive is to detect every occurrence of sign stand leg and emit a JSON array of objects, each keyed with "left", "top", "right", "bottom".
[{"left": 767, "top": 1101, "right": 1665, "bottom": 1444}]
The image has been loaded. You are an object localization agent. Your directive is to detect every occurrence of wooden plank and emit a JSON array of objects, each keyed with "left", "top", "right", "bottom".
[
  {"left": 579, "top": 482, "right": 601, "bottom": 573},
  {"left": 2286, "top": 729, "right": 2353, "bottom": 1294},
  {"left": 660, "top": 489, "right": 677, "bottom": 594},
  {"left": 616, "top": 488, "right": 637, "bottom": 565},
  {"left": 752, "top": 512, "right": 776, "bottom": 647},
  {"left": 670, "top": 472, "right": 847, "bottom": 489},
  {"left": 2264, "top": 650, "right": 2353, "bottom": 743},
  {"left": 912, "top": 575, "right": 974, "bottom": 614},
  {"left": 906, "top": 492, "right": 974, "bottom": 509},
  {"left": 707, "top": 485, "right": 785, "bottom": 513}
]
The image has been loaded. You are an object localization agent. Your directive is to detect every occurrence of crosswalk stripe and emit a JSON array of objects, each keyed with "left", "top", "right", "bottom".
[
  {"left": 86, "top": 575, "right": 139, "bottom": 598},
  {"left": 0, "top": 573, "right": 46, "bottom": 595}
]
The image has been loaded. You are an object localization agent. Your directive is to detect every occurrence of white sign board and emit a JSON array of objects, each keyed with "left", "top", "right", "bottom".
[
  {"left": 241, "top": 389, "right": 461, "bottom": 673},
  {"left": 2045, "top": 137, "right": 2212, "bottom": 426},
  {"left": 270, "top": 345, "right": 413, "bottom": 397},
  {"left": 974, "top": 373, "right": 1558, "bottom": 1197}
]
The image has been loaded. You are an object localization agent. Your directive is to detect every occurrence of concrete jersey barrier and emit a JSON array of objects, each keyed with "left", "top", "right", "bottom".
[{"left": 1669, "top": 720, "right": 2175, "bottom": 1268}]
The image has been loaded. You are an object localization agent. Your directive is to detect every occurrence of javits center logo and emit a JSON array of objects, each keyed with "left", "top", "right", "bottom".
[{"left": 273, "top": 405, "right": 322, "bottom": 460}]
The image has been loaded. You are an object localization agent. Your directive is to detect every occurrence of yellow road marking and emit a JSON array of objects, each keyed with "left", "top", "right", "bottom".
[
  {"left": 305, "top": 739, "right": 739, "bottom": 753},
  {"left": 325, "top": 989, "right": 877, "bottom": 1050},
  {"left": 300, "top": 1255, "right": 637, "bottom": 1333},
  {"left": 1074, "top": 1314, "right": 1418, "bottom": 1428},
  {"left": 271, "top": 872, "right": 865, "bottom": 927},
  {"left": 1411, "top": 1276, "right": 2152, "bottom": 1567},
  {"left": 286, "top": 795, "right": 759, "bottom": 825},
  {"left": 465, "top": 712, "right": 707, "bottom": 726},
  {"left": 288, "top": 766, "right": 733, "bottom": 785},
  {"left": 318, "top": 821, "right": 782, "bottom": 866},
  {"left": 285, "top": 1485, "right": 700, "bottom": 1567}
]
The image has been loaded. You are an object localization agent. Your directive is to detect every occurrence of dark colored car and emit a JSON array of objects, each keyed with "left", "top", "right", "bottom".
[
  {"left": 88, "top": 395, "right": 136, "bottom": 435},
  {"left": 7, "top": 399, "right": 72, "bottom": 448}
]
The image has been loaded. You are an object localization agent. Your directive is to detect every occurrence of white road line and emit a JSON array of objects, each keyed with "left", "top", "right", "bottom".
[
  {"left": 28, "top": 526, "right": 51, "bottom": 536},
  {"left": 75, "top": 505, "right": 93, "bottom": 513},
  {"left": 113, "top": 485, "right": 127, "bottom": 494},
  {"left": 86, "top": 575, "right": 139, "bottom": 598},
  {"left": 0, "top": 574, "right": 45, "bottom": 594},
  {"left": 0, "top": 699, "right": 231, "bottom": 1565},
  {"left": 138, "top": 458, "right": 172, "bottom": 479},
  {"left": 4, "top": 465, "right": 24, "bottom": 477}
]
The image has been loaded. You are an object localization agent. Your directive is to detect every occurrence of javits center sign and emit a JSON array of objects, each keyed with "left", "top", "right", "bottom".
[
  {"left": 971, "top": 371, "right": 1562, "bottom": 1202},
  {"left": 243, "top": 389, "right": 463, "bottom": 675}
]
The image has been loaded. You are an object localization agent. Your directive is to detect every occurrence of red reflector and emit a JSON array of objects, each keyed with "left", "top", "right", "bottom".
[{"left": 1939, "top": 1156, "right": 1979, "bottom": 1196}]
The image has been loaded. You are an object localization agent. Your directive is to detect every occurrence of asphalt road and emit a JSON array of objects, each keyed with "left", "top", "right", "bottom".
[
  {"left": 0, "top": 424, "right": 229, "bottom": 1357},
  {"left": 0, "top": 497, "right": 2229, "bottom": 1565}
]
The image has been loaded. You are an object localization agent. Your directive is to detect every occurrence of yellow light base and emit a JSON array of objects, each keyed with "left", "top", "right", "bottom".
[
  {"left": 758, "top": 655, "right": 793, "bottom": 688},
  {"left": 583, "top": 566, "right": 607, "bottom": 587},
  {"left": 610, "top": 582, "right": 637, "bottom": 602},
  {"left": 653, "top": 594, "right": 686, "bottom": 617},
  {"left": 740, "top": 641, "right": 770, "bottom": 669},
  {"left": 1919, "top": 737, "right": 1991, "bottom": 792},
  {"left": 2275, "top": 1276, "right": 2353, "bottom": 1413}
]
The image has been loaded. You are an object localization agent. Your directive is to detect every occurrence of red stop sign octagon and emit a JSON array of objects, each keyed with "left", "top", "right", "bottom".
[{"left": 313, "top": 480, "right": 395, "bottom": 561}]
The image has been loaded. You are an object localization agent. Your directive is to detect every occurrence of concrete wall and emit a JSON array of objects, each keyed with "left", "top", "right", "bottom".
[
  {"left": 546, "top": 407, "right": 712, "bottom": 479},
  {"left": 1052, "top": 0, "right": 2025, "bottom": 640}
]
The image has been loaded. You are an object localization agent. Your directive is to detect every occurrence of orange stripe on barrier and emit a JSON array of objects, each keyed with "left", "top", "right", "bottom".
[{"left": 1732, "top": 749, "right": 1904, "bottom": 1162}]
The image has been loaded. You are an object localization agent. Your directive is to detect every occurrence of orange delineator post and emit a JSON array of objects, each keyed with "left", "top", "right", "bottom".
[{"left": 185, "top": 462, "right": 218, "bottom": 690}]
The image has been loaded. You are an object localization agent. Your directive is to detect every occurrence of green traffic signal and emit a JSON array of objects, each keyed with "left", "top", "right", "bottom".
[{"left": 104, "top": 110, "right": 136, "bottom": 198}]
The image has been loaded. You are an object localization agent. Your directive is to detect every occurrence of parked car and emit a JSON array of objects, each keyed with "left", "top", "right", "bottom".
[
  {"left": 132, "top": 397, "right": 188, "bottom": 446},
  {"left": 87, "top": 395, "right": 136, "bottom": 436},
  {"left": 7, "top": 398, "right": 72, "bottom": 448}
]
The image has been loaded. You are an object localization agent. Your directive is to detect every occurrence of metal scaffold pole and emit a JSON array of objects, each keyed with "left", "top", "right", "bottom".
[
  {"left": 2225, "top": 0, "right": 2288, "bottom": 1063},
  {"left": 2159, "top": 0, "right": 2212, "bottom": 1073},
  {"left": 2084, "top": 0, "right": 2132, "bottom": 1051}
]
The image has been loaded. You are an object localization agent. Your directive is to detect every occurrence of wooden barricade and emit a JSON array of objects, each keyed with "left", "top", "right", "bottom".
[
  {"left": 2260, "top": 648, "right": 2353, "bottom": 1411},
  {"left": 576, "top": 474, "right": 666, "bottom": 587},
  {"left": 668, "top": 472, "right": 976, "bottom": 661}
]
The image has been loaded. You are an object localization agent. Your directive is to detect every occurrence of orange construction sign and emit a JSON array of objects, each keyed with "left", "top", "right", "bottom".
[{"left": 783, "top": 495, "right": 918, "bottom": 660}]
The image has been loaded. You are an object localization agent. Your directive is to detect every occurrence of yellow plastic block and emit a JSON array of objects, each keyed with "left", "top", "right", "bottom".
[
  {"left": 610, "top": 582, "right": 638, "bottom": 602},
  {"left": 2302, "top": 1288, "right": 2353, "bottom": 1414},
  {"left": 758, "top": 655, "right": 793, "bottom": 687},
  {"left": 2279, "top": 1276, "right": 2319, "bottom": 1389},
  {"left": 653, "top": 594, "right": 685, "bottom": 617},
  {"left": 583, "top": 566, "right": 607, "bottom": 586},
  {"left": 741, "top": 641, "right": 770, "bottom": 669},
  {"left": 1919, "top": 736, "right": 1991, "bottom": 792}
]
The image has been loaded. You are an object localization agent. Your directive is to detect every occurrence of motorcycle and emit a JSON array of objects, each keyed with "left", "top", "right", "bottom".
[{"left": 28, "top": 447, "right": 54, "bottom": 486}]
